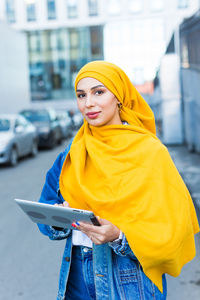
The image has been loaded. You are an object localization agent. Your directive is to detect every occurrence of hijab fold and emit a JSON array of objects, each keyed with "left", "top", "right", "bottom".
[{"left": 59, "top": 61, "right": 199, "bottom": 292}]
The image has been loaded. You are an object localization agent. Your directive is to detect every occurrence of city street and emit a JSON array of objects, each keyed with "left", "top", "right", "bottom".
[{"left": 0, "top": 140, "right": 200, "bottom": 300}]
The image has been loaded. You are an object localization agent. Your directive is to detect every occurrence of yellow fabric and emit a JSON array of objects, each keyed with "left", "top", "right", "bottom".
[
  {"left": 59, "top": 61, "right": 199, "bottom": 292},
  {"left": 74, "top": 61, "right": 156, "bottom": 135}
]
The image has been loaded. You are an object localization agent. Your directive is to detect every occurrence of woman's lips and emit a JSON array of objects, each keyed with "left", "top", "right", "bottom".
[{"left": 86, "top": 112, "right": 100, "bottom": 119}]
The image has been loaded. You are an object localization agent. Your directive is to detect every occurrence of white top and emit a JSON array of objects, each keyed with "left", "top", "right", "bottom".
[{"left": 72, "top": 229, "right": 93, "bottom": 247}]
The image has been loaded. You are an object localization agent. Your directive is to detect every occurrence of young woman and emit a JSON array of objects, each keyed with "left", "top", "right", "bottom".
[{"left": 38, "top": 61, "right": 199, "bottom": 300}]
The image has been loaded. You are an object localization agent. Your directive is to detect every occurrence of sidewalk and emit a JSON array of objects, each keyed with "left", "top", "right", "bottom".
[
  {"left": 167, "top": 145, "right": 200, "bottom": 220},
  {"left": 165, "top": 145, "right": 200, "bottom": 300}
]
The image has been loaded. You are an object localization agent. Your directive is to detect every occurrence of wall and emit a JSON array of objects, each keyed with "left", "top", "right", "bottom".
[
  {"left": 0, "top": 22, "right": 30, "bottom": 113},
  {"left": 159, "top": 53, "right": 183, "bottom": 144}
]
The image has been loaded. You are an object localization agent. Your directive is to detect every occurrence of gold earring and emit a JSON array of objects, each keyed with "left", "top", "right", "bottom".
[{"left": 118, "top": 103, "right": 122, "bottom": 112}]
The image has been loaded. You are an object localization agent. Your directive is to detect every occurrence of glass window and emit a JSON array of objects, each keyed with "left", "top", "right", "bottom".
[
  {"left": 88, "top": 0, "right": 98, "bottom": 16},
  {"left": 90, "top": 26, "right": 103, "bottom": 57},
  {"left": 0, "top": 119, "right": 10, "bottom": 131},
  {"left": 129, "top": 0, "right": 143, "bottom": 13},
  {"left": 21, "top": 110, "right": 50, "bottom": 122},
  {"left": 108, "top": 0, "right": 121, "bottom": 15},
  {"left": 50, "top": 31, "right": 58, "bottom": 50},
  {"left": 69, "top": 29, "right": 79, "bottom": 48},
  {"left": 47, "top": 0, "right": 56, "bottom": 20},
  {"left": 150, "top": 0, "right": 164, "bottom": 12},
  {"left": 26, "top": 0, "right": 36, "bottom": 22},
  {"left": 5, "top": 0, "right": 16, "bottom": 23},
  {"left": 177, "top": 0, "right": 188, "bottom": 8},
  {"left": 67, "top": 0, "right": 78, "bottom": 18},
  {"left": 27, "top": 27, "right": 104, "bottom": 101},
  {"left": 28, "top": 32, "right": 41, "bottom": 52}
]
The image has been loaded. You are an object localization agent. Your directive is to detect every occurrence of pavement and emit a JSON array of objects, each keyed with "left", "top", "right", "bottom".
[
  {"left": 165, "top": 144, "right": 200, "bottom": 300},
  {"left": 167, "top": 145, "right": 200, "bottom": 221}
]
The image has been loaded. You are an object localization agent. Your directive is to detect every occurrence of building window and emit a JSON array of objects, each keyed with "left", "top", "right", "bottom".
[
  {"left": 90, "top": 26, "right": 103, "bottom": 57},
  {"left": 108, "top": 0, "right": 121, "bottom": 16},
  {"left": 26, "top": 0, "right": 36, "bottom": 22},
  {"left": 150, "top": 0, "right": 164, "bottom": 12},
  {"left": 88, "top": 0, "right": 98, "bottom": 16},
  {"left": 67, "top": 0, "right": 78, "bottom": 18},
  {"left": 178, "top": 0, "right": 188, "bottom": 8},
  {"left": 129, "top": 0, "right": 143, "bottom": 13},
  {"left": 27, "top": 27, "right": 104, "bottom": 101},
  {"left": 5, "top": 0, "right": 16, "bottom": 23},
  {"left": 47, "top": 0, "right": 56, "bottom": 20},
  {"left": 28, "top": 31, "right": 41, "bottom": 52}
]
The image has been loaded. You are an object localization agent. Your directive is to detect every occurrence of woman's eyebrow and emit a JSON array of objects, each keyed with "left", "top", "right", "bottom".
[
  {"left": 91, "top": 85, "right": 105, "bottom": 90},
  {"left": 76, "top": 85, "right": 105, "bottom": 93}
]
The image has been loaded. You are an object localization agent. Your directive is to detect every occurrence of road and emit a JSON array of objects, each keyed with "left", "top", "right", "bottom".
[
  {"left": 0, "top": 142, "right": 68, "bottom": 300},
  {"left": 0, "top": 141, "right": 199, "bottom": 299}
]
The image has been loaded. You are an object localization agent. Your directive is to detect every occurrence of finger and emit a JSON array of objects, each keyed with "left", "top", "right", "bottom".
[
  {"left": 54, "top": 203, "right": 64, "bottom": 207},
  {"left": 89, "top": 233, "right": 107, "bottom": 245},
  {"left": 80, "top": 226, "right": 107, "bottom": 243},
  {"left": 89, "top": 235, "right": 102, "bottom": 245},
  {"left": 98, "top": 218, "right": 113, "bottom": 225},
  {"left": 63, "top": 201, "right": 70, "bottom": 207},
  {"left": 77, "top": 222, "right": 102, "bottom": 234}
]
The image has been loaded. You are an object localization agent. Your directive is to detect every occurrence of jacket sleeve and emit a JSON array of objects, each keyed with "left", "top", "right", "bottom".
[
  {"left": 37, "top": 141, "right": 72, "bottom": 240},
  {"left": 108, "top": 233, "right": 137, "bottom": 260}
]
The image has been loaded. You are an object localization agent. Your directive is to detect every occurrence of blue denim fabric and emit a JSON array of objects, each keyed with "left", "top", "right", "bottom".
[
  {"left": 65, "top": 246, "right": 96, "bottom": 300},
  {"left": 37, "top": 139, "right": 167, "bottom": 300}
]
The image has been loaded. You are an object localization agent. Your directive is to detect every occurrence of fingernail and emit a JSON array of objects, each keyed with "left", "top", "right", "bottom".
[
  {"left": 71, "top": 223, "right": 77, "bottom": 228},
  {"left": 76, "top": 221, "right": 80, "bottom": 226}
]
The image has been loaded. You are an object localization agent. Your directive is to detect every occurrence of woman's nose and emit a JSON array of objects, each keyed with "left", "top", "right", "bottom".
[{"left": 85, "top": 94, "right": 94, "bottom": 107}]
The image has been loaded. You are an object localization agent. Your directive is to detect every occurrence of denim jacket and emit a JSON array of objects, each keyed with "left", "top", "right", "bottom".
[{"left": 38, "top": 140, "right": 167, "bottom": 300}]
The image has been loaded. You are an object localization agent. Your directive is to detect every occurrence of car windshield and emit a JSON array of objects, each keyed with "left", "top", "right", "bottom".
[
  {"left": 21, "top": 110, "right": 50, "bottom": 122},
  {"left": 0, "top": 119, "right": 10, "bottom": 131}
]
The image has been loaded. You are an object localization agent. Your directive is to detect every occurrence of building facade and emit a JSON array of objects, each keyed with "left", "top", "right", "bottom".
[
  {"left": 0, "top": 22, "right": 30, "bottom": 113},
  {"left": 0, "top": 0, "right": 199, "bottom": 102},
  {"left": 180, "top": 10, "right": 200, "bottom": 151}
]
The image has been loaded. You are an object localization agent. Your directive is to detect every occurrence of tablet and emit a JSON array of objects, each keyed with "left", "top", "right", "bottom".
[{"left": 14, "top": 198, "right": 100, "bottom": 229}]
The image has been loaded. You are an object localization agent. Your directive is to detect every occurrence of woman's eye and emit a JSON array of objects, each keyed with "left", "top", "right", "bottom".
[
  {"left": 77, "top": 93, "right": 86, "bottom": 98},
  {"left": 95, "top": 90, "right": 104, "bottom": 95}
]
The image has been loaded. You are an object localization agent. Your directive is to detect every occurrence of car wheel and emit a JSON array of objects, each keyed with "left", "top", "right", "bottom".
[
  {"left": 9, "top": 147, "right": 18, "bottom": 167},
  {"left": 30, "top": 140, "right": 38, "bottom": 157}
]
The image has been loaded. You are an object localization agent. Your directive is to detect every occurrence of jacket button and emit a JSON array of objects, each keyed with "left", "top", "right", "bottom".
[{"left": 65, "top": 257, "right": 70, "bottom": 262}]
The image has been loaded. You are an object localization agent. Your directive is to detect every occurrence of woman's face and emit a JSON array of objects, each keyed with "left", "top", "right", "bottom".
[{"left": 76, "top": 77, "right": 122, "bottom": 127}]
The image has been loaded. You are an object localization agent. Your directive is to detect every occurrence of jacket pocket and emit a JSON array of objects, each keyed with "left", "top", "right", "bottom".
[
  {"left": 114, "top": 255, "right": 143, "bottom": 299},
  {"left": 119, "top": 268, "right": 137, "bottom": 284}
]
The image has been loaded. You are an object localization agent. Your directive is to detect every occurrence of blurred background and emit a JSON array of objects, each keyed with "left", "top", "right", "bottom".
[{"left": 0, "top": 1, "right": 200, "bottom": 299}]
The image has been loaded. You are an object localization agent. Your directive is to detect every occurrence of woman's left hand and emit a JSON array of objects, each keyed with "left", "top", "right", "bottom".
[{"left": 75, "top": 218, "right": 120, "bottom": 245}]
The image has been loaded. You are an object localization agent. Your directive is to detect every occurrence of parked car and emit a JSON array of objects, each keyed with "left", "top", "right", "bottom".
[
  {"left": 56, "top": 111, "right": 73, "bottom": 139},
  {"left": 0, "top": 114, "right": 38, "bottom": 166},
  {"left": 20, "top": 108, "right": 62, "bottom": 149},
  {"left": 71, "top": 111, "right": 83, "bottom": 130}
]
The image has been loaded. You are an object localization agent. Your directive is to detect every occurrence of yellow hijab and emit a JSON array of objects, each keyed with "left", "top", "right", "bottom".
[{"left": 60, "top": 61, "right": 199, "bottom": 292}]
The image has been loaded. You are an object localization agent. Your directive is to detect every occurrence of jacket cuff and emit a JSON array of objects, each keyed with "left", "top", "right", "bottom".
[
  {"left": 108, "top": 232, "right": 137, "bottom": 259},
  {"left": 38, "top": 223, "right": 71, "bottom": 240}
]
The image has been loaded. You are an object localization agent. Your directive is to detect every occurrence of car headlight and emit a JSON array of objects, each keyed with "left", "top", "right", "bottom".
[{"left": 0, "top": 139, "right": 10, "bottom": 149}]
